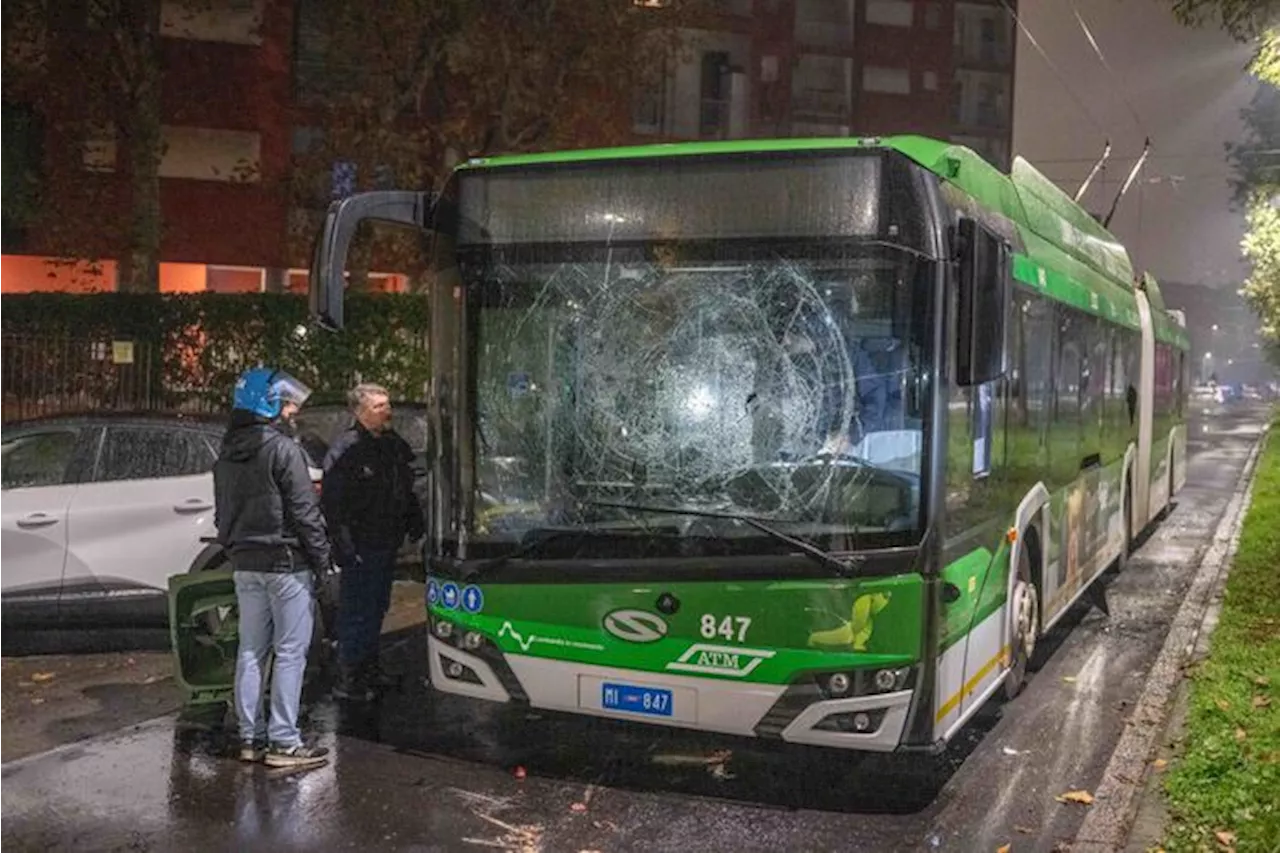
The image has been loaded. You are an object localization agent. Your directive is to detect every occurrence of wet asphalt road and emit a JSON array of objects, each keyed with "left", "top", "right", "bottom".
[{"left": 1, "top": 403, "right": 1269, "bottom": 853}]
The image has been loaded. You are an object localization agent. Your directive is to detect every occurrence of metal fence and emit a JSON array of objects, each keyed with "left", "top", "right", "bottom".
[{"left": 1, "top": 334, "right": 223, "bottom": 424}]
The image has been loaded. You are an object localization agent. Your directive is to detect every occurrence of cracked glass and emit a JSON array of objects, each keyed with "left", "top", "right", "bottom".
[{"left": 439, "top": 152, "right": 936, "bottom": 561}]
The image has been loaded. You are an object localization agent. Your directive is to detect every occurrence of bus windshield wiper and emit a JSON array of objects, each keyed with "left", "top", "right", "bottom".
[
  {"left": 461, "top": 528, "right": 591, "bottom": 582},
  {"left": 584, "top": 501, "right": 864, "bottom": 578}
]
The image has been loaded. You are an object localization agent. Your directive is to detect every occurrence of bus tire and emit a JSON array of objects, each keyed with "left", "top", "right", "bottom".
[
  {"left": 1004, "top": 536, "right": 1040, "bottom": 701},
  {"left": 1117, "top": 478, "right": 1133, "bottom": 572}
]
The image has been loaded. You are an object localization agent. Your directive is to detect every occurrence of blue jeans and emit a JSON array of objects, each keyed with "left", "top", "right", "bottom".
[
  {"left": 338, "top": 547, "right": 396, "bottom": 666},
  {"left": 234, "top": 570, "right": 314, "bottom": 747}
]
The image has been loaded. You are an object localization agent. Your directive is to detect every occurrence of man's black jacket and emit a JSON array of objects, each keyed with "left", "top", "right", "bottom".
[
  {"left": 322, "top": 421, "right": 424, "bottom": 555},
  {"left": 214, "top": 411, "right": 332, "bottom": 574}
]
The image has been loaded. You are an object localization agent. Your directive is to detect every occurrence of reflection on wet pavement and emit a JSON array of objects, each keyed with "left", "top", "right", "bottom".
[{"left": 1, "top": 404, "right": 1269, "bottom": 853}]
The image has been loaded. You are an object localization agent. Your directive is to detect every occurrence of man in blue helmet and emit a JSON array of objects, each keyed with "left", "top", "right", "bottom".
[{"left": 214, "top": 367, "right": 332, "bottom": 769}]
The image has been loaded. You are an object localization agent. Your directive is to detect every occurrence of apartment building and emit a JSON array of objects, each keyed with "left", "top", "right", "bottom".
[
  {"left": 637, "top": 0, "right": 1016, "bottom": 168},
  {"left": 1, "top": 0, "right": 1015, "bottom": 294}
]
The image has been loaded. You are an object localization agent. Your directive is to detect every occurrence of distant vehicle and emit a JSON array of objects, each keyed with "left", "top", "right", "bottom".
[{"left": 2, "top": 413, "right": 225, "bottom": 634}]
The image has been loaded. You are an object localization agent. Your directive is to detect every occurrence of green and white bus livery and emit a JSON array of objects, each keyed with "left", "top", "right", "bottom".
[{"left": 309, "top": 135, "right": 1190, "bottom": 753}]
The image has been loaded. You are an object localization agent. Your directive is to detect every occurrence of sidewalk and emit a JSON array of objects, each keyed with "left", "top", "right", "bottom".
[{"left": 1117, "top": 423, "right": 1280, "bottom": 853}]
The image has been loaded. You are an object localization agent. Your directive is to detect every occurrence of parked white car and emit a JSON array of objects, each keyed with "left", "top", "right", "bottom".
[{"left": 1, "top": 414, "right": 226, "bottom": 634}]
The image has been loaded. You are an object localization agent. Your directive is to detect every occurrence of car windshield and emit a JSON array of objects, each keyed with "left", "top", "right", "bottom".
[{"left": 458, "top": 240, "right": 933, "bottom": 558}]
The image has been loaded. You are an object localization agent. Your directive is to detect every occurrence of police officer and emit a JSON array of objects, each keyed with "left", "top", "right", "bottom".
[
  {"left": 323, "top": 383, "right": 424, "bottom": 700},
  {"left": 215, "top": 367, "right": 332, "bottom": 768}
]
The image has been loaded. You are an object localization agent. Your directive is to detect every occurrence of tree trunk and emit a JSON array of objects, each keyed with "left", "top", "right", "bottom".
[{"left": 117, "top": 2, "right": 163, "bottom": 294}]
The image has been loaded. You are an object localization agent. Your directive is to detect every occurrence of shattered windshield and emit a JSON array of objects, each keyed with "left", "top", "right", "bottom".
[
  {"left": 458, "top": 241, "right": 932, "bottom": 557},
  {"left": 439, "top": 151, "right": 936, "bottom": 560}
]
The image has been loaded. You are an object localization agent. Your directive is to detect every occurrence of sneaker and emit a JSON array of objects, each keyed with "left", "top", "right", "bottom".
[
  {"left": 264, "top": 743, "right": 329, "bottom": 769},
  {"left": 238, "top": 740, "right": 267, "bottom": 763}
]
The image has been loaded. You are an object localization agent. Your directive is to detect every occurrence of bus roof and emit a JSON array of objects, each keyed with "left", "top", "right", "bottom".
[{"left": 461, "top": 136, "right": 1188, "bottom": 348}]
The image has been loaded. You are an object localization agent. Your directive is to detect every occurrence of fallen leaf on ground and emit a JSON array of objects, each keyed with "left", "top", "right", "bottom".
[
  {"left": 30, "top": 672, "right": 55, "bottom": 683},
  {"left": 1235, "top": 727, "right": 1248, "bottom": 742},
  {"left": 1253, "top": 695, "right": 1271, "bottom": 709},
  {"left": 1215, "top": 829, "right": 1236, "bottom": 848},
  {"left": 1255, "top": 676, "right": 1271, "bottom": 687},
  {"left": 30, "top": 697, "right": 44, "bottom": 705},
  {"left": 1215, "top": 698, "right": 1231, "bottom": 712},
  {"left": 1055, "top": 790, "right": 1095, "bottom": 805},
  {"left": 1002, "top": 746, "right": 1023, "bottom": 756},
  {"left": 1014, "top": 825, "right": 1034, "bottom": 834},
  {"left": 1152, "top": 758, "right": 1168, "bottom": 771},
  {"left": 1062, "top": 676, "right": 1077, "bottom": 683},
  {"left": 997, "top": 844, "right": 1011, "bottom": 853},
  {"left": 570, "top": 803, "right": 587, "bottom": 813}
]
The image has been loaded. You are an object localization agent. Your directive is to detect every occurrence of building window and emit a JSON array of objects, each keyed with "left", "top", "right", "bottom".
[
  {"left": 794, "top": 0, "right": 854, "bottom": 49},
  {"left": 863, "top": 65, "right": 911, "bottom": 95},
  {"left": 791, "top": 54, "right": 852, "bottom": 119},
  {"left": 955, "top": 3, "right": 1013, "bottom": 67},
  {"left": 865, "top": 0, "right": 913, "bottom": 27},
  {"left": 161, "top": 0, "right": 263, "bottom": 46},
  {"left": 159, "top": 126, "right": 261, "bottom": 182},
  {"left": 294, "top": 0, "right": 359, "bottom": 102},
  {"left": 923, "top": 70, "right": 939, "bottom": 91},
  {"left": 2, "top": 103, "right": 44, "bottom": 252},
  {"left": 952, "top": 69, "right": 1011, "bottom": 129},
  {"left": 700, "top": 51, "right": 732, "bottom": 139},
  {"left": 207, "top": 266, "right": 265, "bottom": 293},
  {"left": 633, "top": 58, "right": 668, "bottom": 135}
]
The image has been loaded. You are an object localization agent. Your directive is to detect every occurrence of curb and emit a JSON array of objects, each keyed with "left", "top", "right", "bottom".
[{"left": 1070, "top": 427, "right": 1269, "bottom": 853}]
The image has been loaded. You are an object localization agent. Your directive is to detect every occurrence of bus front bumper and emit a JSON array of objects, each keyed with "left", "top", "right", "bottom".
[{"left": 427, "top": 637, "right": 913, "bottom": 752}]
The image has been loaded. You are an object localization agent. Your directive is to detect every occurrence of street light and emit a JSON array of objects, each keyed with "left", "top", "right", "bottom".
[{"left": 1204, "top": 352, "right": 1212, "bottom": 359}]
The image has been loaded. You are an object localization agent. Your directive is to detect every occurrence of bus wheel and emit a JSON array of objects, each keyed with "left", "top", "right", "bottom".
[
  {"left": 1005, "top": 543, "right": 1039, "bottom": 701},
  {"left": 1117, "top": 483, "right": 1133, "bottom": 572}
]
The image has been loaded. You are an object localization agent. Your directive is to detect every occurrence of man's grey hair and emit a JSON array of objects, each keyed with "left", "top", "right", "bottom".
[{"left": 348, "top": 382, "right": 390, "bottom": 412}]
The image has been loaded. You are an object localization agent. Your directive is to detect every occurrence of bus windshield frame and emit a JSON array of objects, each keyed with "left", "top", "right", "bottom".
[{"left": 430, "top": 150, "right": 942, "bottom": 569}]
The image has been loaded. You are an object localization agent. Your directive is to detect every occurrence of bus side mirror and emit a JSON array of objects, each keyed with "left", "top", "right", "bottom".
[
  {"left": 309, "top": 191, "right": 435, "bottom": 332},
  {"left": 955, "top": 217, "right": 1010, "bottom": 387}
]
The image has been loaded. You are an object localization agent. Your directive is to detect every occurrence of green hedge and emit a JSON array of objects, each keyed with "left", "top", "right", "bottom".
[{"left": 1, "top": 293, "right": 430, "bottom": 409}]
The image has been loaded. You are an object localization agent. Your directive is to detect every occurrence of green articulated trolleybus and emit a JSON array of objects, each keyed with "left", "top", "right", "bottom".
[{"left": 300, "top": 135, "right": 1190, "bottom": 753}]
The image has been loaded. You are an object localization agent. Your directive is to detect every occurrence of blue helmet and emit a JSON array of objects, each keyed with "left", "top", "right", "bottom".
[{"left": 232, "top": 367, "right": 313, "bottom": 420}]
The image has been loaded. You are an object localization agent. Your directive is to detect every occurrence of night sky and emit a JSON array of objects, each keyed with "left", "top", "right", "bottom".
[{"left": 1014, "top": 0, "right": 1258, "bottom": 289}]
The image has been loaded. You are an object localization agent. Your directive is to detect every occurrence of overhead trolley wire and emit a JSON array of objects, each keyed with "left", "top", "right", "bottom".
[
  {"left": 997, "top": 0, "right": 1109, "bottom": 142},
  {"left": 1069, "top": 1, "right": 1148, "bottom": 136}
]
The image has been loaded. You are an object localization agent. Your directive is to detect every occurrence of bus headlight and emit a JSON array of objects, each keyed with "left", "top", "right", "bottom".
[
  {"left": 462, "top": 631, "right": 484, "bottom": 650},
  {"left": 433, "top": 620, "right": 454, "bottom": 640},
  {"left": 826, "top": 673, "right": 852, "bottom": 696},
  {"left": 873, "top": 667, "right": 911, "bottom": 692}
]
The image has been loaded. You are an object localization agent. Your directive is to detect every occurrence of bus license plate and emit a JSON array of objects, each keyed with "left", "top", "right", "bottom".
[{"left": 601, "top": 682, "right": 673, "bottom": 717}]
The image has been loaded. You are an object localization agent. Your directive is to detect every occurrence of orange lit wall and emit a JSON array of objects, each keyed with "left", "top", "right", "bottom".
[
  {"left": 161, "top": 263, "right": 208, "bottom": 293},
  {"left": 1, "top": 256, "right": 118, "bottom": 293}
]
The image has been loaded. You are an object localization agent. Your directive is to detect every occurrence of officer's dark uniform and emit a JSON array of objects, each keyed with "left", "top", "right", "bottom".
[{"left": 322, "top": 422, "right": 423, "bottom": 696}]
